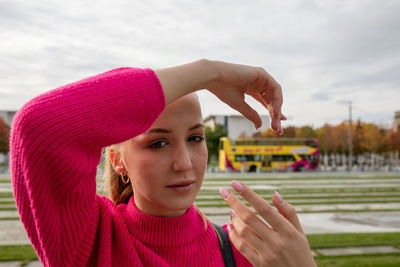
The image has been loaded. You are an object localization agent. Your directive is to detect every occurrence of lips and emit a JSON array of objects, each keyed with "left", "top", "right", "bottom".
[{"left": 166, "top": 180, "right": 195, "bottom": 193}]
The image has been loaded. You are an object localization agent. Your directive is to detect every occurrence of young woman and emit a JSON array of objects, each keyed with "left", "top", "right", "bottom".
[{"left": 10, "top": 59, "right": 317, "bottom": 266}]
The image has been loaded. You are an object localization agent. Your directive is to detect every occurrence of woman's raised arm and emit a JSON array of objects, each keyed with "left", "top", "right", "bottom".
[{"left": 155, "top": 59, "right": 285, "bottom": 134}]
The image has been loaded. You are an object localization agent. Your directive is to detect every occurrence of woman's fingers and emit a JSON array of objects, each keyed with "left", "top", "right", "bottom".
[
  {"left": 234, "top": 100, "right": 263, "bottom": 129},
  {"left": 219, "top": 187, "right": 275, "bottom": 238},
  {"left": 230, "top": 211, "right": 266, "bottom": 250},
  {"left": 272, "top": 192, "right": 304, "bottom": 234},
  {"left": 227, "top": 181, "right": 290, "bottom": 233},
  {"left": 221, "top": 182, "right": 317, "bottom": 267},
  {"left": 226, "top": 92, "right": 262, "bottom": 129},
  {"left": 227, "top": 224, "right": 259, "bottom": 265},
  {"left": 209, "top": 61, "right": 284, "bottom": 132}
]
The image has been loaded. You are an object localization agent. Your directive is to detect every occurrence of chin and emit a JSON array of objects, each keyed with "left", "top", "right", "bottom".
[{"left": 167, "top": 199, "right": 195, "bottom": 214}]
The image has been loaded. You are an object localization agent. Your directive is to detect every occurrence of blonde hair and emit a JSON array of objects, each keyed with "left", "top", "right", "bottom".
[{"left": 103, "top": 146, "right": 133, "bottom": 205}]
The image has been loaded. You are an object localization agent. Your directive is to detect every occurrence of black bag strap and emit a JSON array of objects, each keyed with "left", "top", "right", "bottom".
[{"left": 213, "top": 223, "right": 237, "bottom": 267}]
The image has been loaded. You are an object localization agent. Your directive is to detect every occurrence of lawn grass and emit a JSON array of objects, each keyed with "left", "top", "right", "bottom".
[
  {"left": 0, "top": 207, "right": 17, "bottom": 211},
  {"left": 0, "top": 245, "right": 37, "bottom": 261},
  {"left": 0, "top": 217, "right": 20, "bottom": 220},
  {"left": 307, "top": 232, "right": 400, "bottom": 249},
  {"left": 0, "top": 232, "right": 399, "bottom": 262},
  {"left": 0, "top": 200, "right": 16, "bottom": 205},
  {"left": 315, "top": 254, "right": 400, "bottom": 267},
  {"left": 0, "top": 193, "right": 13, "bottom": 198}
]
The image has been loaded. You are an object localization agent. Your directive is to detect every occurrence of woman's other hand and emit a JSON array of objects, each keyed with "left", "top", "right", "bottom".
[{"left": 219, "top": 181, "right": 317, "bottom": 267}]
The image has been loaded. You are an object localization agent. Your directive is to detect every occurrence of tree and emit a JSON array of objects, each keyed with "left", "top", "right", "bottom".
[
  {"left": 333, "top": 122, "right": 349, "bottom": 154},
  {"left": 353, "top": 120, "right": 366, "bottom": 155},
  {"left": 0, "top": 117, "right": 10, "bottom": 153},
  {"left": 316, "top": 124, "right": 335, "bottom": 154},
  {"left": 261, "top": 128, "right": 279, "bottom": 138},
  {"left": 205, "top": 124, "right": 227, "bottom": 163},
  {"left": 387, "top": 128, "right": 400, "bottom": 154},
  {"left": 362, "top": 123, "right": 386, "bottom": 153},
  {"left": 281, "top": 126, "right": 296, "bottom": 138},
  {"left": 296, "top": 126, "right": 317, "bottom": 138}
]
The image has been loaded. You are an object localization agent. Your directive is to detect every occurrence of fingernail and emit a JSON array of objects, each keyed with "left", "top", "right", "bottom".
[
  {"left": 231, "top": 180, "right": 243, "bottom": 192},
  {"left": 220, "top": 187, "right": 230, "bottom": 199},
  {"left": 274, "top": 191, "right": 284, "bottom": 204},
  {"left": 227, "top": 224, "right": 233, "bottom": 232},
  {"left": 229, "top": 210, "right": 237, "bottom": 219}
]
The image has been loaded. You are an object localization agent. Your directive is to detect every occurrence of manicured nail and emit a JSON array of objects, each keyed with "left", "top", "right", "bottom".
[
  {"left": 227, "top": 224, "right": 233, "bottom": 232},
  {"left": 274, "top": 191, "right": 284, "bottom": 204},
  {"left": 229, "top": 210, "right": 237, "bottom": 219},
  {"left": 220, "top": 187, "right": 230, "bottom": 199},
  {"left": 231, "top": 180, "right": 243, "bottom": 192}
]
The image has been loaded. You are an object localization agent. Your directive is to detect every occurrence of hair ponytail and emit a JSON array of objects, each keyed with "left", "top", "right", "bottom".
[{"left": 103, "top": 147, "right": 133, "bottom": 205}]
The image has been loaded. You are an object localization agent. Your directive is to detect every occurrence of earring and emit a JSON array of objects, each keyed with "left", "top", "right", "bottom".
[{"left": 120, "top": 171, "right": 130, "bottom": 184}]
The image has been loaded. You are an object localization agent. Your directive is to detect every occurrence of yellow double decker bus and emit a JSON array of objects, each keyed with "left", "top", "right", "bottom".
[{"left": 218, "top": 137, "right": 319, "bottom": 172}]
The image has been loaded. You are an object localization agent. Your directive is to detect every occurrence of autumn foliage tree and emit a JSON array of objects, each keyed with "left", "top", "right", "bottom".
[
  {"left": 387, "top": 126, "right": 400, "bottom": 153},
  {"left": 258, "top": 120, "right": 399, "bottom": 158},
  {"left": 0, "top": 117, "right": 10, "bottom": 154}
]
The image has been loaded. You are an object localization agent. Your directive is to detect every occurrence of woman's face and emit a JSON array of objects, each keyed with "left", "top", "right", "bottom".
[{"left": 120, "top": 94, "right": 208, "bottom": 217}]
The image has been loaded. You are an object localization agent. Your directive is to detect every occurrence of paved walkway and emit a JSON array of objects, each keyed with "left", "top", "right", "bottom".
[
  {"left": 1, "top": 171, "right": 400, "bottom": 266},
  {"left": 0, "top": 261, "right": 41, "bottom": 267}
]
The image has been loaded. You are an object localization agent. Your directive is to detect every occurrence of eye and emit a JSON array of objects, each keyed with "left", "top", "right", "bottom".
[
  {"left": 149, "top": 140, "right": 168, "bottom": 149},
  {"left": 188, "top": 135, "right": 205, "bottom": 143}
]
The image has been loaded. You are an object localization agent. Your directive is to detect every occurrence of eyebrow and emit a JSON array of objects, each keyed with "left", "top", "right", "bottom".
[
  {"left": 189, "top": 123, "right": 204, "bottom": 131},
  {"left": 144, "top": 123, "right": 204, "bottom": 135}
]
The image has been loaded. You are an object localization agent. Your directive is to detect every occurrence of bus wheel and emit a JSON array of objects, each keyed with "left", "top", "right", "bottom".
[
  {"left": 249, "top": 165, "right": 257, "bottom": 172},
  {"left": 296, "top": 165, "right": 306, "bottom": 172}
]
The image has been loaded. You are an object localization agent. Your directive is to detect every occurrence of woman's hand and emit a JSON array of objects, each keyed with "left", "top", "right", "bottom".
[
  {"left": 219, "top": 181, "right": 317, "bottom": 267},
  {"left": 206, "top": 60, "right": 286, "bottom": 134},
  {"left": 155, "top": 59, "right": 286, "bottom": 134}
]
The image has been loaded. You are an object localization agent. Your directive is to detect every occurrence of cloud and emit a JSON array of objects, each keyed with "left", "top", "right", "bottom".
[{"left": 0, "top": 0, "right": 399, "bottom": 127}]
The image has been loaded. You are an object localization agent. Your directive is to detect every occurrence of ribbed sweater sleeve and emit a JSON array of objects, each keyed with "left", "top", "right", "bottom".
[{"left": 9, "top": 68, "right": 165, "bottom": 266}]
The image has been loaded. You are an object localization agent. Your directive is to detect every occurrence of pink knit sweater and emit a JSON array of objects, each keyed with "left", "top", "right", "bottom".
[{"left": 10, "top": 68, "right": 252, "bottom": 266}]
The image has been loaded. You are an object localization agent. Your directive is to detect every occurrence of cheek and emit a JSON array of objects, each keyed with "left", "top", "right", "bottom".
[
  {"left": 127, "top": 153, "right": 168, "bottom": 183},
  {"left": 194, "top": 144, "right": 208, "bottom": 167}
]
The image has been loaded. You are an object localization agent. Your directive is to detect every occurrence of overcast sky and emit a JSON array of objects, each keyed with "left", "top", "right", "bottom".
[{"left": 1, "top": 0, "right": 399, "bottom": 128}]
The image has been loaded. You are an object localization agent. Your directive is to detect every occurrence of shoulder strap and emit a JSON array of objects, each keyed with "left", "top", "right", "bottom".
[{"left": 213, "top": 223, "right": 237, "bottom": 267}]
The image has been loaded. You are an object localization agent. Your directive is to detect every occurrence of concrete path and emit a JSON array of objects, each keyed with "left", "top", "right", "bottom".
[
  {"left": 0, "top": 220, "right": 30, "bottom": 245},
  {"left": 315, "top": 245, "right": 400, "bottom": 256},
  {"left": 1, "top": 171, "right": 400, "bottom": 266},
  {"left": 0, "top": 261, "right": 41, "bottom": 267}
]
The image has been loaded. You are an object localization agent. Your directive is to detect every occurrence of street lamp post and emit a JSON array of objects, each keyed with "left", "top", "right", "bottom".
[
  {"left": 348, "top": 101, "right": 353, "bottom": 171},
  {"left": 338, "top": 100, "right": 353, "bottom": 171}
]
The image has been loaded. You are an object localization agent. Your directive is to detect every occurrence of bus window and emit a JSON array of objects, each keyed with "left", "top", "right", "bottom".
[
  {"left": 234, "top": 154, "right": 262, "bottom": 162},
  {"left": 300, "top": 154, "right": 311, "bottom": 161},
  {"left": 271, "top": 155, "right": 296, "bottom": 162},
  {"left": 262, "top": 155, "right": 271, "bottom": 167}
]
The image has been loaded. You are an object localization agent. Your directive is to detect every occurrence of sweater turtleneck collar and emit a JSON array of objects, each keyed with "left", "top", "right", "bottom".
[{"left": 120, "top": 197, "right": 207, "bottom": 248}]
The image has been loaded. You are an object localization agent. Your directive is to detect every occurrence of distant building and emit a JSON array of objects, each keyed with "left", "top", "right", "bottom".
[
  {"left": 394, "top": 111, "right": 400, "bottom": 132},
  {"left": 203, "top": 114, "right": 270, "bottom": 139},
  {"left": 0, "top": 110, "right": 17, "bottom": 126}
]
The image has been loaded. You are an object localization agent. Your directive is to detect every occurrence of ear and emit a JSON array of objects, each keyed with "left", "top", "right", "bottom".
[{"left": 109, "top": 147, "right": 124, "bottom": 174}]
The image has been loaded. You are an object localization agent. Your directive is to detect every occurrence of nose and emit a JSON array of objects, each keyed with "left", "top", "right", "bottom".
[{"left": 172, "top": 143, "right": 193, "bottom": 171}]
